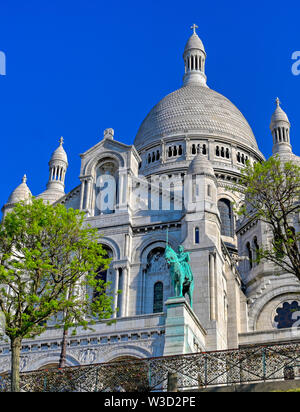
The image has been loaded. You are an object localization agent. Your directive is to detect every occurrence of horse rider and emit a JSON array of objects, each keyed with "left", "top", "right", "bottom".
[{"left": 176, "top": 245, "right": 193, "bottom": 282}]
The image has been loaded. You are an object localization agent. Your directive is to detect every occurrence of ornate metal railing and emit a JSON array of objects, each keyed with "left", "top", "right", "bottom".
[{"left": 1, "top": 341, "right": 300, "bottom": 392}]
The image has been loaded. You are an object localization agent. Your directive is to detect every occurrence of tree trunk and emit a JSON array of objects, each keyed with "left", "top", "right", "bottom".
[
  {"left": 10, "top": 337, "right": 22, "bottom": 392},
  {"left": 59, "top": 328, "right": 68, "bottom": 369}
]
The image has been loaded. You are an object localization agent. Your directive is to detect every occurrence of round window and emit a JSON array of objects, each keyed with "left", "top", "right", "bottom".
[{"left": 274, "top": 301, "right": 300, "bottom": 329}]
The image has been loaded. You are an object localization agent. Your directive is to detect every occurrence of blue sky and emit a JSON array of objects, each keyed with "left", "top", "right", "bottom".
[{"left": 0, "top": 0, "right": 299, "bottom": 207}]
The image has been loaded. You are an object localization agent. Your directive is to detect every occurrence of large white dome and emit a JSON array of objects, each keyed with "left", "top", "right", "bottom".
[{"left": 134, "top": 84, "right": 259, "bottom": 153}]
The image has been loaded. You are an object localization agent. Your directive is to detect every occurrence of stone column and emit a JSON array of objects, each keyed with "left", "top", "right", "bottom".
[
  {"left": 112, "top": 267, "right": 120, "bottom": 319},
  {"left": 140, "top": 264, "right": 147, "bottom": 315},
  {"left": 161, "top": 139, "right": 166, "bottom": 163},
  {"left": 88, "top": 177, "right": 94, "bottom": 211},
  {"left": 124, "top": 267, "right": 129, "bottom": 317},
  {"left": 119, "top": 266, "right": 128, "bottom": 318},
  {"left": 185, "top": 137, "right": 190, "bottom": 161},
  {"left": 209, "top": 253, "right": 216, "bottom": 321},
  {"left": 84, "top": 178, "right": 92, "bottom": 210},
  {"left": 118, "top": 168, "right": 128, "bottom": 211},
  {"left": 231, "top": 145, "right": 238, "bottom": 167},
  {"left": 208, "top": 140, "right": 215, "bottom": 162},
  {"left": 79, "top": 179, "right": 86, "bottom": 210}
]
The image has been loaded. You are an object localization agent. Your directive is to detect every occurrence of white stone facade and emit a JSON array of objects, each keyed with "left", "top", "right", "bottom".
[{"left": 1, "top": 27, "right": 300, "bottom": 372}]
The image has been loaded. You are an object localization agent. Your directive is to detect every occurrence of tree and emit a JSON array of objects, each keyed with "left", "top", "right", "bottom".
[
  {"left": 58, "top": 264, "right": 116, "bottom": 369},
  {"left": 234, "top": 156, "right": 300, "bottom": 278},
  {"left": 0, "top": 198, "right": 114, "bottom": 392}
]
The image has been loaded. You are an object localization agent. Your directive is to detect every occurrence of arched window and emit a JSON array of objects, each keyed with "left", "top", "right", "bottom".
[
  {"left": 93, "top": 246, "right": 112, "bottom": 301},
  {"left": 153, "top": 282, "right": 164, "bottom": 313},
  {"left": 195, "top": 227, "right": 200, "bottom": 244},
  {"left": 93, "top": 267, "right": 107, "bottom": 301},
  {"left": 253, "top": 237, "right": 260, "bottom": 265},
  {"left": 218, "top": 199, "right": 234, "bottom": 237},
  {"left": 246, "top": 242, "right": 253, "bottom": 269},
  {"left": 95, "top": 161, "right": 118, "bottom": 216}
]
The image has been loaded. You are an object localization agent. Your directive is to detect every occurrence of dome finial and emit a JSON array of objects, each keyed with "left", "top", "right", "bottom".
[
  {"left": 191, "top": 23, "right": 199, "bottom": 35},
  {"left": 276, "top": 97, "right": 281, "bottom": 108},
  {"left": 22, "top": 174, "right": 27, "bottom": 184},
  {"left": 59, "top": 136, "right": 64, "bottom": 146}
]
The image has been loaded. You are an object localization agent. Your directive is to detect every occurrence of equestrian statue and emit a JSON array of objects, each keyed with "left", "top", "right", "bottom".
[{"left": 164, "top": 232, "right": 194, "bottom": 308}]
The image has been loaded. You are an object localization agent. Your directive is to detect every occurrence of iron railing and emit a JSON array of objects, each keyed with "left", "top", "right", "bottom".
[{"left": 1, "top": 341, "right": 300, "bottom": 392}]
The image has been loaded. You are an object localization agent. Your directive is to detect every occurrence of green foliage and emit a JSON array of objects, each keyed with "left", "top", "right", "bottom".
[
  {"left": 0, "top": 198, "right": 114, "bottom": 341},
  {"left": 233, "top": 156, "right": 300, "bottom": 278}
]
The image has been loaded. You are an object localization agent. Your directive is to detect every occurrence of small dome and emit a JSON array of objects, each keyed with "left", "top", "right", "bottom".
[
  {"left": 188, "top": 152, "right": 215, "bottom": 176},
  {"left": 184, "top": 32, "right": 205, "bottom": 54},
  {"left": 50, "top": 137, "right": 68, "bottom": 164},
  {"left": 7, "top": 175, "right": 32, "bottom": 204},
  {"left": 270, "top": 98, "right": 290, "bottom": 127}
]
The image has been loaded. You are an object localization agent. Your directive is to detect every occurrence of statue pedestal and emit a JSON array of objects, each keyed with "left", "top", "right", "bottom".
[{"left": 163, "top": 297, "right": 207, "bottom": 356}]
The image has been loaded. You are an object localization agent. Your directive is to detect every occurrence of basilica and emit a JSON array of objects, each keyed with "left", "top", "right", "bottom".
[{"left": 1, "top": 26, "right": 300, "bottom": 372}]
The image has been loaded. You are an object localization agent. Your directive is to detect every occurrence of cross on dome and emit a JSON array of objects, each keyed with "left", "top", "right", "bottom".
[
  {"left": 22, "top": 174, "right": 27, "bottom": 184},
  {"left": 59, "top": 136, "right": 64, "bottom": 146},
  {"left": 276, "top": 97, "right": 281, "bottom": 107},
  {"left": 191, "top": 24, "right": 198, "bottom": 34}
]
